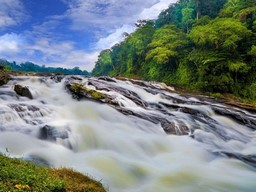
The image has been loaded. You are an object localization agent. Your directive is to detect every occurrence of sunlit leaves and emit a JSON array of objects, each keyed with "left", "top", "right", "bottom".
[
  {"left": 146, "top": 25, "right": 187, "bottom": 65},
  {"left": 248, "top": 45, "right": 256, "bottom": 56},
  {"left": 189, "top": 18, "right": 252, "bottom": 50}
]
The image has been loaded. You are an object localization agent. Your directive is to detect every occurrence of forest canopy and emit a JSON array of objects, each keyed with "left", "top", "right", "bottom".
[{"left": 92, "top": 0, "right": 256, "bottom": 101}]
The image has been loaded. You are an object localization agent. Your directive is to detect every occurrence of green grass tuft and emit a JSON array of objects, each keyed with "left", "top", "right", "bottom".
[{"left": 0, "top": 154, "right": 106, "bottom": 192}]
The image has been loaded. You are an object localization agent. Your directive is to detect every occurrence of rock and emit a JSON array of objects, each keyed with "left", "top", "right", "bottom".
[
  {"left": 161, "top": 120, "right": 190, "bottom": 135},
  {"left": 14, "top": 84, "right": 33, "bottom": 99},
  {"left": 0, "top": 74, "right": 10, "bottom": 86},
  {"left": 98, "top": 76, "right": 116, "bottom": 82},
  {"left": 50, "top": 75, "right": 64, "bottom": 83},
  {"left": 216, "top": 151, "right": 256, "bottom": 168},
  {"left": 225, "top": 102, "right": 256, "bottom": 114},
  {"left": 24, "top": 155, "right": 51, "bottom": 167},
  {"left": 38, "top": 125, "right": 69, "bottom": 142},
  {"left": 212, "top": 106, "right": 256, "bottom": 130},
  {"left": 66, "top": 83, "right": 117, "bottom": 105},
  {"left": 8, "top": 103, "right": 40, "bottom": 113},
  {"left": 88, "top": 79, "right": 148, "bottom": 108}
]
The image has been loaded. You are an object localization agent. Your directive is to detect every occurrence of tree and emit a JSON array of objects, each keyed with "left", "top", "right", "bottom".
[
  {"left": 189, "top": 18, "right": 252, "bottom": 92},
  {"left": 92, "top": 50, "right": 113, "bottom": 76}
]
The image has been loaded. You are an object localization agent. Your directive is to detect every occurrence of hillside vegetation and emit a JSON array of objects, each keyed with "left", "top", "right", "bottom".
[
  {"left": 0, "top": 59, "right": 89, "bottom": 76},
  {"left": 92, "top": 0, "right": 256, "bottom": 102}
]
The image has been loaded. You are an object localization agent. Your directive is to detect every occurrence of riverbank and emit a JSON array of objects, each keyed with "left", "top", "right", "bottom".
[
  {"left": 0, "top": 154, "right": 106, "bottom": 192},
  {"left": 115, "top": 76, "right": 256, "bottom": 112}
]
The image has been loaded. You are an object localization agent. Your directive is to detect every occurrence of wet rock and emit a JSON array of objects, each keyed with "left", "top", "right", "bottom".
[
  {"left": 161, "top": 120, "right": 190, "bottom": 135},
  {"left": 66, "top": 83, "right": 117, "bottom": 105},
  {"left": 225, "top": 102, "right": 256, "bottom": 114},
  {"left": 8, "top": 103, "right": 40, "bottom": 113},
  {"left": 24, "top": 155, "right": 51, "bottom": 167},
  {"left": 212, "top": 107, "right": 256, "bottom": 130},
  {"left": 88, "top": 79, "right": 148, "bottom": 108},
  {"left": 0, "top": 74, "right": 10, "bottom": 86},
  {"left": 50, "top": 75, "right": 64, "bottom": 83},
  {"left": 98, "top": 76, "right": 116, "bottom": 82},
  {"left": 14, "top": 84, "right": 33, "bottom": 99},
  {"left": 8, "top": 103, "right": 51, "bottom": 125},
  {"left": 38, "top": 125, "right": 69, "bottom": 142},
  {"left": 115, "top": 107, "right": 190, "bottom": 135},
  {"left": 70, "top": 76, "right": 83, "bottom": 81},
  {"left": 0, "top": 91, "right": 17, "bottom": 97},
  {"left": 217, "top": 151, "right": 256, "bottom": 168}
]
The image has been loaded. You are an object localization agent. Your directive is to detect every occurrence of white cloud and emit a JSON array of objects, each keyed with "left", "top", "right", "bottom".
[
  {"left": 27, "top": 38, "right": 98, "bottom": 71},
  {"left": 0, "top": 33, "right": 24, "bottom": 53},
  {"left": 138, "top": 0, "right": 177, "bottom": 20},
  {"left": 0, "top": 0, "right": 27, "bottom": 28},
  {"left": 94, "top": 24, "right": 135, "bottom": 50},
  {"left": 0, "top": 34, "right": 98, "bottom": 71},
  {"left": 65, "top": 0, "right": 158, "bottom": 32},
  {"left": 49, "top": 51, "right": 99, "bottom": 71},
  {"left": 28, "top": 38, "right": 74, "bottom": 58}
]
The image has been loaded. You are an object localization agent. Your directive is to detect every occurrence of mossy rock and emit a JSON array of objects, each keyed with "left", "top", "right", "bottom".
[
  {"left": 67, "top": 83, "right": 110, "bottom": 102},
  {"left": 0, "top": 73, "right": 10, "bottom": 86},
  {"left": 0, "top": 154, "right": 106, "bottom": 192}
]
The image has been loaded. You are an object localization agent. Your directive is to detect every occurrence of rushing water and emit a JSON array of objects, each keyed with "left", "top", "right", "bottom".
[{"left": 0, "top": 75, "right": 256, "bottom": 192}]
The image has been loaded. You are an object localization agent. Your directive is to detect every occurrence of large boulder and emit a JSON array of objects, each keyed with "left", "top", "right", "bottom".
[
  {"left": 66, "top": 82, "right": 116, "bottom": 104},
  {"left": 14, "top": 84, "right": 33, "bottom": 99}
]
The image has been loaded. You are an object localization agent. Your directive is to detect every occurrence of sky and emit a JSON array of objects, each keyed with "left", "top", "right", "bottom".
[{"left": 0, "top": 0, "right": 177, "bottom": 71}]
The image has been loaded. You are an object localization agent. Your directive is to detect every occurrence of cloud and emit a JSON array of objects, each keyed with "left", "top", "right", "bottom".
[
  {"left": 49, "top": 50, "right": 99, "bottom": 71},
  {"left": 138, "top": 0, "right": 177, "bottom": 20},
  {"left": 0, "top": 33, "right": 97, "bottom": 71},
  {"left": 65, "top": 0, "right": 158, "bottom": 33},
  {"left": 0, "top": 33, "right": 24, "bottom": 54},
  {"left": 27, "top": 38, "right": 98, "bottom": 71},
  {"left": 0, "top": 0, "right": 27, "bottom": 28},
  {"left": 94, "top": 24, "right": 135, "bottom": 50},
  {"left": 92, "top": 0, "right": 176, "bottom": 51}
]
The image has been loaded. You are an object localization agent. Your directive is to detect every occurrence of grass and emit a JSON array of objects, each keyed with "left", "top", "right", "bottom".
[{"left": 0, "top": 154, "right": 106, "bottom": 192}]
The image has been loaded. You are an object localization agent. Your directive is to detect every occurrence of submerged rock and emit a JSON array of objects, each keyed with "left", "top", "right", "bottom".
[
  {"left": 24, "top": 155, "right": 51, "bottom": 167},
  {"left": 14, "top": 84, "right": 33, "bottom": 99},
  {"left": 38, "top": 125, "right": 69, "bottom": 142}
]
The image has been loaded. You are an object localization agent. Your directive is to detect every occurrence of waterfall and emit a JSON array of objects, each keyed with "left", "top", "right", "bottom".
[{"left": 0, "top": 75, "right": 256, "bottom": 192}]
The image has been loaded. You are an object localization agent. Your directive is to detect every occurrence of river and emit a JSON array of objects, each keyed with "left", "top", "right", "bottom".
[{"left": 0, "top": 75, "right": 256, "bottom": 192}]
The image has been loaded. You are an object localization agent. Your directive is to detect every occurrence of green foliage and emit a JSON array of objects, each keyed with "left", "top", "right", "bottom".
[
  {"left": 0, "top": 59, "right": 89, "bottom": 75},
  {"left": 92, "top": 0, "right": 256, "bottom": 102},
  {"left": 249, "top": 45, "right": 256, "bottom": 56},
  {"left": 92, "top": 50, "right": 113, "bottom": 76},
  {"left": 0, "top": 154, "right": 106, "bottom": 192},
  {"left": 189, "top": 18, "right": 252, "bottom": 51},
  {"left": 3, "top": 65, "right": 12, "bottom": 71}
]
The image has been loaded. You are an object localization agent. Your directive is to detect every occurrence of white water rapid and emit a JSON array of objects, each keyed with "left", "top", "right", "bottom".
[{"left": 0, "top": 75, "right": 256, "bottom": 192}]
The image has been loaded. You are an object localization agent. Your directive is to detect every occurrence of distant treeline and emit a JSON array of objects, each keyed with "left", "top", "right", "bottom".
[
  {"left": 92, "top": 0, "right": 256, "bottom": 101},
  {"left": 0, "top": 59, "right": 89, "bottom": 75}
]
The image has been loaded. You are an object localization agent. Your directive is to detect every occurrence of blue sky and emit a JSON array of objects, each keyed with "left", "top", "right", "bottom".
[{"left": 0, "top": 0, "right": 177, "bottom": 71}]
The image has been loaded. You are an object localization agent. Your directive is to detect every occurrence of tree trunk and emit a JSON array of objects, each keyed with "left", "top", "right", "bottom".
[{"left": 196, "top": 0, "right": 201, "bottom": 20}]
